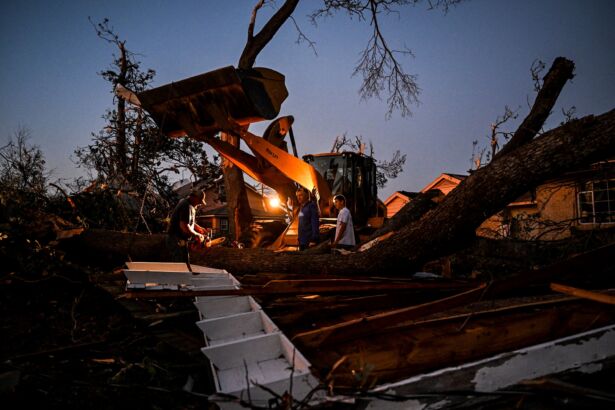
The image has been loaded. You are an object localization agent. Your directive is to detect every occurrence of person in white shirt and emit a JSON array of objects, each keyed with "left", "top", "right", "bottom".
[{"left": 332, "top": 194, "right": 356, "bottom": 250}]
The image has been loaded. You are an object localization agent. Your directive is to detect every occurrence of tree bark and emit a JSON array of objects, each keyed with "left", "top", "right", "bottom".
[
  {"left": 70, "top": 111, "right": 615, "bottom": 277},
  {"left": 238, "top": 0, "right": 300, "bottom": 70},
  {"left": 193, "top": 109, "right": 615, "bottom": 275},
  {"left": 494, "top": 57, "right": 575, "bottom": 159},
  {"left": 222, "top": 0, "right": 300, "bottom": 244},
  {"left": 220, "top": 132, "right": 252, "bottom": 242},
  {"left": 62, "top": 229, "right": 168, "bottom": 267},
  {"left": 116, "top": 41, "right": 128, "bottom": 177}
]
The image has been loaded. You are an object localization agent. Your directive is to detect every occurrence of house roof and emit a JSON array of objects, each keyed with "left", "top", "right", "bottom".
[
  {"left": 199, "top": 205, "right": 228, "bottom": 217},
  {"left": 443, "top": 173, "right": 468, "bottom": 181},
  {"left": 384, "top": 191, "right": 419, "bottom": 206},
  {"left": 420, "top": 172, "right": 467, "bottom": 193}
]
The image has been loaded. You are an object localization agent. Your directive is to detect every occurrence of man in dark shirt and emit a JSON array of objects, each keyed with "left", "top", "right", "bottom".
[
  {"left": 296, "top": 187, "right": 319, "bottom": 251},
  {"left": 167, "top": 189, "right": 208, "bottom": 262}
]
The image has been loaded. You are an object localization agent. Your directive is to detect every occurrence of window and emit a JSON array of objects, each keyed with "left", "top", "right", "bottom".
[
  {"left": 219, "top": 218, "right": 229, "bottom": 233},
  {"left": 578, "top": 179, "right": 615, "bottom": 224}
]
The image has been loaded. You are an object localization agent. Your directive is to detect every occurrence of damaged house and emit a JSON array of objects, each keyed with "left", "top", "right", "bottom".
[{"left": 388, "top": 161, "right": 615, "bottom": 242}]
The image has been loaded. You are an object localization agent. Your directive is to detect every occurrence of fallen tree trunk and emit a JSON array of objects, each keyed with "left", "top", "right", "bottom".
[
  {"left": 67, "top": 109, "right": 615, "bottom": 275},
  {"left": 62, "top": 229, "right": 167, "bottom": 267},
  {"left": 193, "top": 109, "right": 615, "bottom": 275}
]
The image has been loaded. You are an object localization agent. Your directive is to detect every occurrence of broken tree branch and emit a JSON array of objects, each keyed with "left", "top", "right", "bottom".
[
  {"left": 550, "top": 283, "right": 615, "bottom": 306},
  {"left": 238, "top": 0, "right": 300, "bottom": 69},
  {"left": 494, "top": 57, "right": 575, "bottom": 159},
  {"left": 193, "top": 109, "right": 615, "bottom": 275}
]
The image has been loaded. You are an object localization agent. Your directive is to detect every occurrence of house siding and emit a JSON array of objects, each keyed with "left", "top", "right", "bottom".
[
  {"left": 386, "top": 196, "right": 410, "bottom": 218},
  {"left": 477, "top": 181, "right": 578, "bottom": 241}
]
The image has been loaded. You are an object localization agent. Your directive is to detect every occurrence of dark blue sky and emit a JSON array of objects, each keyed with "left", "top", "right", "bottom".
[{"left": 1, "top": 0, "right": 614, "bottom": 199}]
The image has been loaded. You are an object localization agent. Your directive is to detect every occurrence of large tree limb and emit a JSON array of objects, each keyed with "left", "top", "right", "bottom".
[
  {"left": 238, "top": 0, "right": 300, "bottom": 69},
  {"left": 194, "top": 109, "right": 615, "bottom": 275},
  {"left": 364, "top": 58, "right": 576, "bottom": 254},
  {"left": 69, "top": 110, "right": 615, "bottom": 276},
  {"left": 494, "top": 57, "right": 575, "bottom": 159}
]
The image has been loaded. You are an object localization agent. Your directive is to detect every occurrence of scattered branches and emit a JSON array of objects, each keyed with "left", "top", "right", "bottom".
[
  {"left": 240, "top": 1, "right": 462, "bottom": 117},
  {"left": 488, "top": 105, "right": 519, "bottom": 160},
  {"left": 470, "top": 140, "right": 486, "bottom": 171}
]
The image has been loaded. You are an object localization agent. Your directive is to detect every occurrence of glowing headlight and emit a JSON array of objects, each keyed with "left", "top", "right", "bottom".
[{"left": 268, "top": 196, "right": 280, "bottom": 208}]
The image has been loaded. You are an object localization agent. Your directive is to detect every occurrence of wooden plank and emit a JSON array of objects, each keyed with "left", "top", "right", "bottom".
[
  {"left": 317, "top": 302, "right": 615, "bottom": 388},
  {"left": 125, "top": 262, "right": 190, "bottom": 272},
  {"left": 121, "top": 280, "right": 473, "bottom": 299},
  {"left": 292, "top": 283, "right": 487, "bottom": 349},
  {"left": 550, "top": 283, "right": 615, "bottom": 305},
  {"left": 290, "top": 244, "right": 615, "bottom": 351}
]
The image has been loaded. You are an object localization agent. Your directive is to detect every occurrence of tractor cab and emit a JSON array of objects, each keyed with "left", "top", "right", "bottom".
[{"left": 303, "top": 152, "right": 385, "bottom": 230}]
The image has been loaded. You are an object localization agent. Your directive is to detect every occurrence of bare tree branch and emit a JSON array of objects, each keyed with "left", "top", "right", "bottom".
[
  {"left": 289, "top": 15, "right": 317, "bottom": 56},
  {"left": 309, "top": 1, "right": 463, "bottom": 118},
  {"left": 494, "top": 57, "right": 575, "bottom": 160},
  {"left": 240, "top": 1, "right": 462, "bottom": 117},
  {"left": 561, "top": 106, "right": 577, "bottom": 125},
  {"left": 354, "top": 0, "right": 419, "bottom": 118},
  {"left": 247, "top": 0, "right": 265, "bottom": 40},
  {"left": 530, "top": 59, "right": 546, "bottom": 92},
  {"left": 486, "top": 105, "right": 519, "bottom": 162},
  {"left": 239, "top": 0, "right": 300, "bottom": 69}
]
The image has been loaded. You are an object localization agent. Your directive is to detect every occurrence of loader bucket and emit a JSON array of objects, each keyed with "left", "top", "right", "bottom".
[{"left": 136, "top": 66, "right": 288, "bottom": 138}]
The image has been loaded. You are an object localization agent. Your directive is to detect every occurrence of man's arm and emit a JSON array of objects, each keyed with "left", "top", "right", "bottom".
[
  {"left": 179, "top": 221, "right": 204, "bottom": 241},
  {"left": 194, "top": 224, "right": 208, "bottom": 234},
  {"left": 333, "top": 221, "right": 347, "bottom": 246}
]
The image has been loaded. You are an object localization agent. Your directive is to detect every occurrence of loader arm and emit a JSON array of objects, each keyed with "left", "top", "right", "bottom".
[
  {"left": 115, "top": 65, "right": 332, "bottom": 212},
  {"left": 196, "top": 99, "right": 332, "bottom": 214},
  {"left": 203, "top": 135, "right": 298, "bottom": 202},
  {"left": 235, "top": 127, "right": 332, "bottom": 205}
]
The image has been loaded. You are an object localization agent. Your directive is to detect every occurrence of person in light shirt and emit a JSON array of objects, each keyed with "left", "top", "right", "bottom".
[{"left": 332, "top": 194, "right": 355, "bottom": 250}]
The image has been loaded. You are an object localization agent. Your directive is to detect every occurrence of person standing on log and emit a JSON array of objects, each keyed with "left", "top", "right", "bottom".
[
  {"left": 332, "top": 194, "right": 356, "bottom": 250},
  {"left": 166, "top": 189, "right": 208, "bottom": 262},
  {"left": 296, "top": 187, "right": 319, "bottom": 251}
]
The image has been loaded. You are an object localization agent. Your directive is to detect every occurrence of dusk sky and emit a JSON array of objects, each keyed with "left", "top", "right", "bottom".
[{"left": 1, "top": 0, "right": 614, "bottom": 200}]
